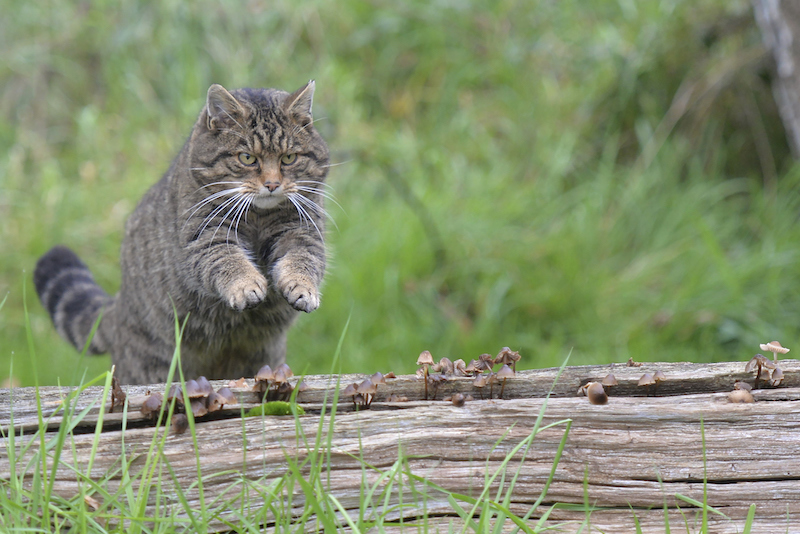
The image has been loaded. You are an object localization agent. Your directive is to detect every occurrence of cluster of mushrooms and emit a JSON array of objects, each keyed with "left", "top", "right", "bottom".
[
  {"left": 139, "top": 376, "right": 238, "bottom": 434},
  {"left": 253, "top": 363, "right": 306, "bottom": 401},
  {"left": 730, "top": 341, "right": 790, "bottom": 403},
  {"left": 340, "top": 371, "right": 394, "bottom": 409},
  {"left": 417, "top": 347, "right": 521, "bottom": 401}
]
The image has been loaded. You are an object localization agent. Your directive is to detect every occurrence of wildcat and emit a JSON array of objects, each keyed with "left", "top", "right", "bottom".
[{"left": 34, "top": 81, "right": 330, "bottom": 384}]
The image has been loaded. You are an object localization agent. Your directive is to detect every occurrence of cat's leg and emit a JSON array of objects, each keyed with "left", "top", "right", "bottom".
[
  {"left": 269, "top": 229, "right": 326, "bottom": 313},
  {"left": 188, "top": 245, "right": 269, "bottom": 311}
]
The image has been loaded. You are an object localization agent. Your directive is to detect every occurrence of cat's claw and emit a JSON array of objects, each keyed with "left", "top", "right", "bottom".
[
  {"left": 282, "top": 282, "right": 320, "bottom": 313},
  {"left": 224, "top": 275, "right": 268, "bottom": 311}
]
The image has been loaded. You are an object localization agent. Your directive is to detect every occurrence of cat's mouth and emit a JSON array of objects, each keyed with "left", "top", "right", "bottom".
[{"left": 251, "top": 187, "right": 285, "bottom": 210}]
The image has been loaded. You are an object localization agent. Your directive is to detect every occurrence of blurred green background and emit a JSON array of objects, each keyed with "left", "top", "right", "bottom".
[{"left": 2, "top": 0, "right": 798, "bottom": 386}]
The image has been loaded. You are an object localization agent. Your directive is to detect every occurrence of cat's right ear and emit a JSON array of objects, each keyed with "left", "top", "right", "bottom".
[{"left": 206, "top": 84, "right": 246, "bottom": 131}]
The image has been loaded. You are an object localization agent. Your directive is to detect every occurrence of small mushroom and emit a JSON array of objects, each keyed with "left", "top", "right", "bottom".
[
  {"left": 586, "top": 382, "right": 608, "bottom": 405},
  {"left": 417, "top": 351, "right": 435, "bottom": 400},
  {"left": 140, "top": 392, "right": 163, "bottom": 418},
  {"left": 473, "top": 374, "right": 488, "bottom": 399},
  {"left": 370, "top": 372, "right": 386, "bottom": 385},
  {"left": 206, "top": 391, "right": 224, "bottom": 413},
  {"left": 453, "top": 359, "right": 467, "bottom": 376},
  {"left": 495, "top": 347, "right": 521, "bottom": 371},
  {"left": 171, "top": 413, "right": 189, "bottom": 434},
  {"left": 184, "top": 380, "right": 205, "bottom": 399},
  {"left": 770, "top": 367, "right": 785, "bottom": 387},
  {"left": 734, "top": 381, "right": 753, "bottom": 391},
  {"left": 746, "top": 354, "right": 775, "bottom": 389},
  {"left": 627, "top": 357, "right": 643, "bottom": 367},
  {"left": 342, "top": 383, "right": 359, "bottom": 409},
  {"left": 215, "top": 387, "right": 237, "bottom": 405},
  {"left": 195, "top": 376, "right": 214, "bottom": 397},
  {"left": 190, "top": 398, "right": 208, "bottom": 418},
  {"left": 166, "top": 384, "right": 183, "bottom": 405},
  {"left": 652, "top": 370, "right": 666, "bottom": 393},
  {"left": 728, "top": 389, "right": 755, "bottom": 403},
  {"left": 451, "top": 393, "right": 466, "bottom": 407},
  {"left": 638, "top": 373, "right": 656, "bottom": 395},
  {"left": 760, "top": 341, "right": 790, "bottom": 364},
  {"left": 437, "top": 357, "right": 455, "bottom": 375},
  {"left": 384, "top": 372, "right": 397, "bottom": 379},
  {"left": 275, "top": 363, "right": 294, "bottom": 379},
  {"left": 496, "top": 364, "right": 515, "bottom": 399},
  {"left": 356, "top": 378, "right": 377, "bottom": 407},
  {"left": 601, "top": 373, "right": 618, "bottom": 393}
]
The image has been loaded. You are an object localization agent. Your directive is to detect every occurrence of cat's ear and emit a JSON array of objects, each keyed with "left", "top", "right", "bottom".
[
  {"left": 284, "top": 80, "right": 315, "bottom": 126},
  {"left": 206, "top": 84, "right": 246, "bottom": 131}
]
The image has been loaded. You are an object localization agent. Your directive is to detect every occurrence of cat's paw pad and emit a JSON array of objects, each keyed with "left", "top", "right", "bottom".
[
  {"left": 223, "top": 275, "right": 268, "bottom": 311},
  {"left": 280, "top": 280, "right": 320, "bottom": 313}
]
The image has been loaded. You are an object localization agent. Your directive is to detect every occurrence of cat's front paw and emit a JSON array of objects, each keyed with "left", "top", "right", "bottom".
[
  {"left": 278, "top": 278, "right": 320, "bottom": 313},
  {"left": 222, "top": 274, "right": 268, "bottom": 311}
]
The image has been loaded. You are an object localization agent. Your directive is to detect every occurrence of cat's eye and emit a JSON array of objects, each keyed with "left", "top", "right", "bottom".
[
  {"left": 238, "top": 153, "right": 257, "bottom": 165},
  {"left": 280, "top": 153, "right": 298, "bottom": 166}
]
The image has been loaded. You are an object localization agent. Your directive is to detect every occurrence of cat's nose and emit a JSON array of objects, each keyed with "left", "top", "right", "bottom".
[{"left": 264, "top": 182, "right": 280, "bottom": 192}]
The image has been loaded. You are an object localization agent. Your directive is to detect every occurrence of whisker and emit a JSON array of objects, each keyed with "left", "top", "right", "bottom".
[
  {"left": 320, "top": 160, "right": 351, "bottom": 169},
  {"left": 291, "top": 192, "right": 338, "bottom": 231},
  {"left": 288, "top": 195, "right": 324, "bottom": 241},
  {"left": 184, "top": 187, "right": 243, "bottom": 217},
  {"left": 294, "top": 186, "right": 343, "bottom": 212},
  {"left": 212, "top": 194, "right": 250, "bottom": 244},
  {"left": 228, "top": 194, "right": 254, "bottom": 246},
  {"left": 196, "top": 194, "right": 243, "bottom": 240}
]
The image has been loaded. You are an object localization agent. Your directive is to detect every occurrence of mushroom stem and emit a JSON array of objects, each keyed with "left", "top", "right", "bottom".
[
  {"left": 424, "top": 365, "right": 429, "bottom": 400},
  {"left": 499, "top": 378, "right": 507, "bottom": 399}
]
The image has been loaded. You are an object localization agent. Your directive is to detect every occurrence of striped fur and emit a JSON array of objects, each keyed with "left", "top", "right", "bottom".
[{"left": 35, "top": 82, "right": 330, "bottom": 384}]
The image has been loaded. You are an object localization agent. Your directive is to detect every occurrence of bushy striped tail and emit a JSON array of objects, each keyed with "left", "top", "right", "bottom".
[{"left": 34, "top": 246, "right": 114, "bottom": 354}]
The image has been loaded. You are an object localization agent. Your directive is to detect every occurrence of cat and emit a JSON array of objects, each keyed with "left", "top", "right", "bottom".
[{"left": 34, "top": 81, "right": 330, "bottom": 384}]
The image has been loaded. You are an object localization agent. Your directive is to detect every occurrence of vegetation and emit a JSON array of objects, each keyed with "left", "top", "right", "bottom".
[{"left": 1, "top": 0, "right": 797, "bottom": 386}]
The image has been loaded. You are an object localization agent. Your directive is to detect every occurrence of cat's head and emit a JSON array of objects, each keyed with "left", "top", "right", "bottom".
[{"left": 189, "top": 82, "right": 330, "bottom": 216}]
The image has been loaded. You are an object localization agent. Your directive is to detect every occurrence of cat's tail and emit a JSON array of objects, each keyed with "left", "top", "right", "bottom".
[{"left": 34, "top": 246, "right": 114, "bottom": 355}]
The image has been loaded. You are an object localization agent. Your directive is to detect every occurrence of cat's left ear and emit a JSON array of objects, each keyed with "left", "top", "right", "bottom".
[
  {"left": 206, "top": 84, "right": 246, "bottom": 131},
  {"left": 284, "top": 80, "right": 315, "bottom": 126}
]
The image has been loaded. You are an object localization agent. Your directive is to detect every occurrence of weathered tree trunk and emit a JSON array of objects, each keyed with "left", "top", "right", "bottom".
[
  {"left": 753, "top": 0, "right": 800, "bottom": 157},
  {"left": 1, "top": 360, "right": 798, "bottom": 532}
]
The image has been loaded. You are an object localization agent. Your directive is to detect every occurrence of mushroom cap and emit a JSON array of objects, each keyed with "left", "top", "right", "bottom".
[
  {"left": 758, "top": 368, "right": 772, "bottom": 381},
  {"left": 275, "top": 363, "right": 294, "bottom": 379},
  {"left": 370, "top": 372, "right": 386, "bottom": 385},
  {"left": 451, "top": 393, "right": 466, "bottom": 407},
  {"left": 733, "top": 381, "right": 753, "bottom": 392},
  {"left": 140, "top": 393, "right": 163, "bottom": 417},
  {"left": 190, "top": 398, "right": 208, "bottom": 417},
  {"left": 195, "top": 376, "right": 214, "bottom": 397},
  {"left": 453, "top": 359, "right": 467, "bottom": 376},
  {"left": 495, "top": 347, "right": 521, "bottom": 365},
  {"left": 342, "top": 383, "right": 358, "bottom": 397},
  {"left": 295, "top": 380, "right": 309, "bottom": 392},
  {"left": 255, "top": 365, "right": 274, "bottom": 381},
  {"left": 357, "top": 379, "right": 377, "bottom": 395},
  {"left": 272, "top": 367, "right": 289, "bottom": 384},
  {"left": 771, "top": 367, "right": 785, "bottom": 386},
  {"left": 384, "top": 372, "right": 397, "bottom": 379},
  {"left": 586, "top": 382, "right": 608, "bottom": 405},
  {"left": 215, "top": 387, "right": 237, "bottom": 405},
  {"left": 171, "top": 413, "right": 189, "bottom": 434},
  {"left": 601, "top": 373, "right": 618, "bottom": 387},
  {"left": 638, "top": 373, "right": 656, "bottom": 387},
  {"left": 184, "top": 380, "right": 206, "bottom": 399},
  {"left": 479, "top": 353, "right": 495, "bottom": 363},
  {"left": 206, "top": 391, "right": 224, "bottom": 413},
  {"left": 496, "top": 364, "right": 515, "bottom": 379},
  {"left": 760, "top": 341, "right": 790, "bottom": 354},
  {"left": 438, "top": 357, "right": 455, "bottom": 375},
  {"left": 652, "top": 370, "right": 666, "bottom": 382},
  {"left": 417, "top": 350, "right": 435, "bottom": 366},
  {"left": 167, "top": 384, "right": 183, "bottom": 403},
  {"left": 473, "top": 374, "right": 488, "bottom": 388},
  {"left": 745, "top": 354, "right": 767, "bottom": 373}
]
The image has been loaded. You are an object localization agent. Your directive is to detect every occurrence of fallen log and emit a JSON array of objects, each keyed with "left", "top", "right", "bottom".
[{"left": 0, "top": 359, "right": 798, "bottom": 532}]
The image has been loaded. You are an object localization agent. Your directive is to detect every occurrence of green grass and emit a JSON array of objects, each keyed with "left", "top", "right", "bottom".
[{"left": 1, "top": 0, "right": 798, "bottom": 385}]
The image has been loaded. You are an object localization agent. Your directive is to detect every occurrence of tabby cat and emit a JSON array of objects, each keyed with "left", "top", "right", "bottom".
[{"left": 34, "top": 82, "right": 330, "bottom": 384}]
